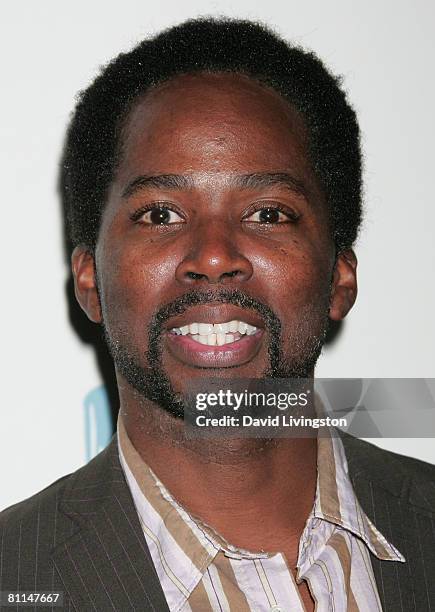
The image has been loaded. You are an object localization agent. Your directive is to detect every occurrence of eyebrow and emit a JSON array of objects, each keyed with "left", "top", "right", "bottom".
[
  {"left": 234, "top": 172, "right": 308, "bottom": 197},
  {"left": 121, "top": 172, "right": 309, "bottom": 200},
  {"left": 122, "top": 174, "right": 191, "bottom": 198}
]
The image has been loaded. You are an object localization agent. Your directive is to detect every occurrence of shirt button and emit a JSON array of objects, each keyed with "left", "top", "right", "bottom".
[{"left": 270, "top": 607, "right": 282, "bottom": 612}]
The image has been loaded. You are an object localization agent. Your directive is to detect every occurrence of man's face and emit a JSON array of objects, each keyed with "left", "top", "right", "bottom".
[{"left": 73, "top": 73, "right": 356, "bottom": 415}]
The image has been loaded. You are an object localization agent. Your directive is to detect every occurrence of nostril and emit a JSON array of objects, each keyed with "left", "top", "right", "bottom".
[
  {"left": 185, "top": 269, "right": 242, "bottom": 282},
  {"left": 187, "top": 271, "right": 206, "bottom": 280}
]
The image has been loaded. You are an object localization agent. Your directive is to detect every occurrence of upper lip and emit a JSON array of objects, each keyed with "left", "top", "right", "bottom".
[{"left": 164, "top": 303, "right": 265, "bottom": 331}]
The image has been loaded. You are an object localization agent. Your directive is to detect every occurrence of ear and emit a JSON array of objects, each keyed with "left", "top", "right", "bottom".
[
  {"left": 329, "top": 249, "right": 358, "bottom": 321},
  {"left": 71, "top": 246, "right": 102, "bottom": 323}
]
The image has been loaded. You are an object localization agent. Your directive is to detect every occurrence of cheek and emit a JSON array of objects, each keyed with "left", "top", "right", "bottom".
[
  {"left": 97, "top": 240, "right": 178, "bottom": 335},
  {"left": 250, "top": 238, "right": 333, "bottom": 309},
  {"left": 263, "top": 245, "right": 332, "bottom": 347}
]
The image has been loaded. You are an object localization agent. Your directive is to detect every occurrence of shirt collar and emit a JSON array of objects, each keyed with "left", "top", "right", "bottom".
[
  {"left": 118, "top": 416, "right": 404, "bottom": 609},
  {"left": 312, "top": 432, "right": 404, "bottom": 562}
]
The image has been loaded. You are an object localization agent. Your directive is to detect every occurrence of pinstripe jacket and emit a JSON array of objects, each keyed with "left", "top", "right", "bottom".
[{"left": 1, "top": 435, "right": 434, "bottom": 611}]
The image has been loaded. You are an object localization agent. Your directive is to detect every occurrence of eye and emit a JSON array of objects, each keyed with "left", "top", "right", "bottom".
[
  {"left": 243, "top": 204, "right": 300, "bottom": 224},
  {"left": 130, "top": 205, "right": 185, "bottom": 225}
]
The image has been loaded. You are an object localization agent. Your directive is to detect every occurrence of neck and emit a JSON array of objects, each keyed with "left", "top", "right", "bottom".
[{"left": 120, "top": 384, "right": 317, "bottom": 562}]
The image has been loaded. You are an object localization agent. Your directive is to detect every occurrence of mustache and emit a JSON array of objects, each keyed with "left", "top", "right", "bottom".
[{"left": 149, "top": 288, "right": 281, "bottom": 332}]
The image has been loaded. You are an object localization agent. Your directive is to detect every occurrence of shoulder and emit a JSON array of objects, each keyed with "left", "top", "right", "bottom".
[
  {"left": 0, "top": 437, "right": 127, "bottom": 592},
  {"left": 0, "top": 470, "right": 78, "bottom": 589},
  {"left": 341, "top": 433, "right": 435, "bottom": 510},
  {"left": 342, "top": 434, "right": 435, "bottom": 481},
  {"left": 0, "top": 472, "right": 71, "bottom": 530},
  {"left": 0, "top": 437, "right": 118, "bottom": 536}
]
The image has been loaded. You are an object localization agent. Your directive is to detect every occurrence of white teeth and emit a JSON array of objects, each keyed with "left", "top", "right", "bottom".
[
  {"left": 171, "top": 320, "right": 258, "bottom": 339},
  {"left": 213, "top": 322, "right": 228, "bottom": 333},
  {"left": 228, "top": 320, "right": 238, "bottom": 333},
  {"left": 188, "top": 332, "right": 237, "bottom": 346},
  {"left": 207, "top": 333, "right": 217, "bottom": 346},
  {"left": 238, "top": 322, "right": 248, "bottom": 334},
  {"left": 198, "top": 323, "right": 214, "bottom": 335},
  {"left": 216, "top": 332, "right": 226, "bottom": 345}
]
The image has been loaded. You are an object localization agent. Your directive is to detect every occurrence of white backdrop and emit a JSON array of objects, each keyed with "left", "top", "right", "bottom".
[{"left": 1, "top": 0, "right": 434, "bottom": 511}]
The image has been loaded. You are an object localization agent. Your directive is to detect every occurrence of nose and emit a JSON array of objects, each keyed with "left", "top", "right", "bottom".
[{"left": 175, "top": 224, "right": 253, "bottom": 285}]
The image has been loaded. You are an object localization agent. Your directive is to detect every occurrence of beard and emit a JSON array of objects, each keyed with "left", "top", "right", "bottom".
[{"left": 103, "top": 288, "right": 330, "bottom": 419}]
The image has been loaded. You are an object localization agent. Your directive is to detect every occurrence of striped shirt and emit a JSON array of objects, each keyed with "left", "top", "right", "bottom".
[{"left": 117, "top": 419, "right": 405, "bottom": 611}]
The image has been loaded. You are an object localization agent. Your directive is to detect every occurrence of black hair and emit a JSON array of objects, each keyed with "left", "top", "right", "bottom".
[{"left": 61, "top": 17, "right": 362, "bottom": 254}]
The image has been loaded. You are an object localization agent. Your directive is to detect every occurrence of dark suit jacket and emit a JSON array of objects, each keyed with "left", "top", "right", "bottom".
[{"left": 1, "top": 436, "right": 434, "bottom": 611}]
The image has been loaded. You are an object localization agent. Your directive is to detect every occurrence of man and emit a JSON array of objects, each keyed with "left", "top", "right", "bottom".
[{"left": 1, "top": 18, "right": 434, "bottom": 612}]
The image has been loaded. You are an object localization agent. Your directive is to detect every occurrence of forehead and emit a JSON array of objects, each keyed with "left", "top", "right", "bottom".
[{"left": 115, "top": 73, "right": 313, "bottom": 178}]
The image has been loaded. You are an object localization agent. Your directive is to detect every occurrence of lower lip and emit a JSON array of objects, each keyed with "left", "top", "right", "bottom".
[{"left": 165, "top": 330, "right": 265, "bottom": 368}]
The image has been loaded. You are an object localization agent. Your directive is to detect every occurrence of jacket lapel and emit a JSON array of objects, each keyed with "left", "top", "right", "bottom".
[{"left": 51, "top": 437, "right": 170, "bottom": 611}]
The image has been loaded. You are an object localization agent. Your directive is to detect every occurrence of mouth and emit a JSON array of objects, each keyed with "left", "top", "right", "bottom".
[{"left": 163, "top": 305, "right": 265, "bottom": 368}]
